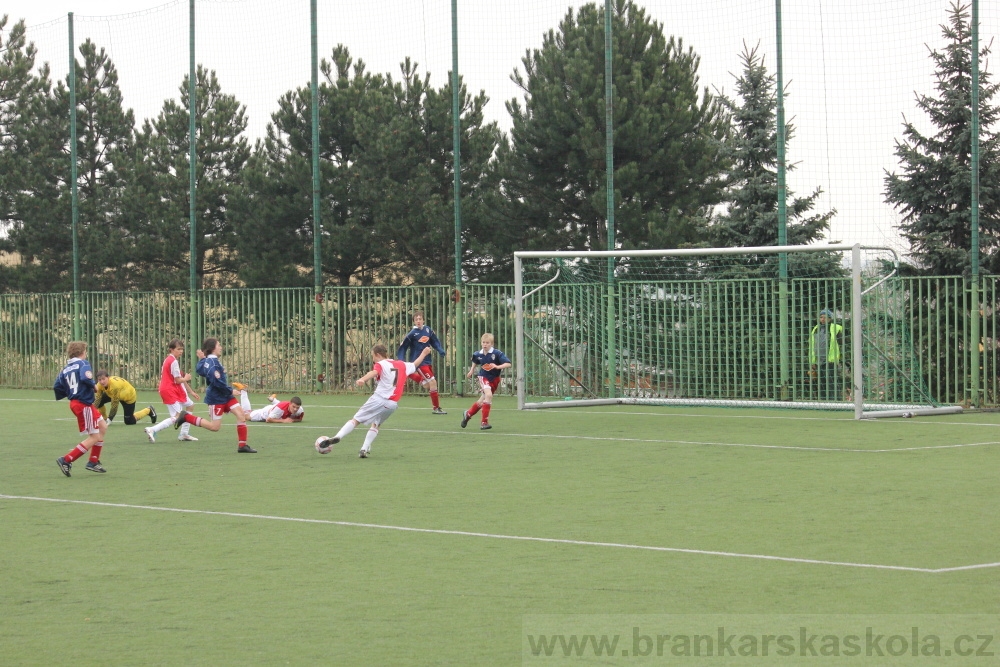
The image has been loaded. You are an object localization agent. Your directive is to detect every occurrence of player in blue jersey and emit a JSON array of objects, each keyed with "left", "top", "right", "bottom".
[
  {"left": 173, "top": 338, "right": 255, "bottom": 453},
  {"left": 460, "top": 333, "right": 511, "bottom": 430},
  {"left": 54, "top": 341, "right": 109, "bottom": 476},
  {"left": 397, "top": 310, "right": 448, "bottom": 414}
]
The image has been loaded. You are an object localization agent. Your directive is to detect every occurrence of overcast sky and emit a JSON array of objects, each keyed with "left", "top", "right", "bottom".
[{"left": 5, "top": 0, "right": 1000, "bottom": 254}]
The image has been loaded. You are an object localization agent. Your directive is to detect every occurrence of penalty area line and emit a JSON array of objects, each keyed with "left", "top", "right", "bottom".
[{"left": 1, "top": 494, "right": 993, "bottom": 574}]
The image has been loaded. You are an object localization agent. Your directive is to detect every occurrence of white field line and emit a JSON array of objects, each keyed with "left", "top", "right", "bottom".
[
  {"left": 45, "top": 419, "right": 1000, "bottom": 453},
  {"left": 3, "top": 494, "right": 993, "bottom": 574}
]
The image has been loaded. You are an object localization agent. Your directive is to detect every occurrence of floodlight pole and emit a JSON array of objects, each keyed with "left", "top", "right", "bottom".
[
  {"left": 604, "top": 0, "right": 616, "bottom": 399},
  {"left": 451, "top": 0, "right": 464, "bottom": 397},
  {"left": 188, "top": 0, "right": 199, "bottom": 372},
  {"left": 311, "top": 0, "right": 324, "bottom": 392},
  {"left": 775, "top": 0, "right": 790, "bottom": 400},
  {"left": 68, "top": 14, "right": 81, "bottom": 340},
  {"left": 970, "top": 0, "right": 981, "bottom": 407}
]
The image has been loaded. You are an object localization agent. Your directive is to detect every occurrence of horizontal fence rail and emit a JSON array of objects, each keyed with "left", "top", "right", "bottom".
[{"left": 0, "top": 279, "right": 991, "bottom": 407}]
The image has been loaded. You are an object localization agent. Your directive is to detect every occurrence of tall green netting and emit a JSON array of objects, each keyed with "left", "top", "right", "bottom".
[{"left": 515, "top": 246, "right": 955, "bottom": 418}]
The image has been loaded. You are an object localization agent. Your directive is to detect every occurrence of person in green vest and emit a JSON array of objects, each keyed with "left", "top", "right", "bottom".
[{"left": 810, "top": 308, "right": 844, "bottom": 401}]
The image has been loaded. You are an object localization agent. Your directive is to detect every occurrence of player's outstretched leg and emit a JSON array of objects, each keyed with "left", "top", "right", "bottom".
[{"left": 359, "top": 425, "right": 379, "bottom": 458}]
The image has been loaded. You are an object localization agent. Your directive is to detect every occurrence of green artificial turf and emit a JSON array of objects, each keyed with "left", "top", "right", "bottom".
[{"left": 1, "top": 389, "right": 997, "bottom": 665}]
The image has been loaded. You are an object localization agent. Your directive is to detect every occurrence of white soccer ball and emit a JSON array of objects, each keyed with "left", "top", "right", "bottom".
[
  {"left": 315, "top": 436, "right": 334, "bottom": 454},
  {"left": 902, "top": 412, "right": 914, "bottom": 418}
]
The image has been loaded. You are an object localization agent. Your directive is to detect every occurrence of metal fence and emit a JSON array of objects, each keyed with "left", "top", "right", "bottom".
[{"left": 0, "top": 279, "right": 993, "bottom": 406}]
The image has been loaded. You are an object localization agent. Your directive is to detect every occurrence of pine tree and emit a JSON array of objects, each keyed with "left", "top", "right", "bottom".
[
  {"left": 884, "top": 1, "right": 1000, "bottom": 275},
  {"left": 132, "top": 66, "right": 251, "bottom": 288},
  {"left": 495, "top": 0, "right": 728, "bottom": 264},
  {"left": 0, "top": 18, "right": 68, "bottom": 292},
  {"left": 712, "top": 43, "right": 838, "bottom": 277}
]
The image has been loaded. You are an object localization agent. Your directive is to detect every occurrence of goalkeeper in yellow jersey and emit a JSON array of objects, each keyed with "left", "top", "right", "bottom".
[{"left": 95, "top": 370, "right": 157, "bottom": 427}]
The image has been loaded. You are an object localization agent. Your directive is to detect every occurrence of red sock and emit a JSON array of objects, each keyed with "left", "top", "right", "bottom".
[
  {"left": 184, "top": 413, "right": 201, "bottom": 427},
  {"left": 89, "top": 443, "right": 103, "bottom": 463},
  {"left": 64, "top": 443, "right": 88, "bottom": 463},
  {"left": 482, "top": 404, "right": 491, "bottom": 423},
  {"left": 236, "top": 423, "right": 247, "bottom": 447},
  {"left": 467, "top": 403, "right": 481, "bottom": 417},
  {"left": 430, "top": 391, "right": 440, "bottom": 409}
]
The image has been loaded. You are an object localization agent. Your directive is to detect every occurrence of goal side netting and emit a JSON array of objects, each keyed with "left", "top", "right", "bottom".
[{"left": 513, "top": 244, "right": 961, "bottom": 420}]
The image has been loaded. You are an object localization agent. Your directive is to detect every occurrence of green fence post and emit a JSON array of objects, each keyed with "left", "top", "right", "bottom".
[
  {"left": 604, "top": 0, "right": 616, "bottom": 398},
  {"left": 451, "top": 0, "right": 463, "bottom": 396},
  {"left": 970, "top": 0, "right": 981, "bottom": 407},
  {"left": 775, "top": 0, "right": 790, "bottom": 399},
  {"left": 188, "top": 0, "right": 200, "bottom": 371}
]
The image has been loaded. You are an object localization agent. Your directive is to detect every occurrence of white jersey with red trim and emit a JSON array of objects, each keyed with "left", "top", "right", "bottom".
[{"left": 372, "top": 359, "right": 416, "bottom": 402}]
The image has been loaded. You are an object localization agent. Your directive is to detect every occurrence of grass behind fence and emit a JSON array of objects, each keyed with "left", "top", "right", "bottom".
[{"left": 1, "top": 389, "right": 997, "bottom": 665}]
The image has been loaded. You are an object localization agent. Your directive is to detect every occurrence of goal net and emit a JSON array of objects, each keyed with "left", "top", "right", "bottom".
[{"left": 513, "top": 244, "right": 961, "bottom": 419}]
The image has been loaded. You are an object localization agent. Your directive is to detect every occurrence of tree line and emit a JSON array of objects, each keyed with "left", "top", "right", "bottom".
[{"left": 0, "top": 0, "right": 995, "bottom": 293}]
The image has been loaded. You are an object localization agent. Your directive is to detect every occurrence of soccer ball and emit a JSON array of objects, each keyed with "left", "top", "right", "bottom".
[
  {"left": 315, "top": 436, "right": 334, "bottom": 454},
  {"left": 901, "top": 412, "right": 914, "bottom": 418}
]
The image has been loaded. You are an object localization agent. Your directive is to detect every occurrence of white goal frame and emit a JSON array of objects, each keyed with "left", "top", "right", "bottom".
[{"left": 513, "top": 243, "right": 962, "bottom": 420}]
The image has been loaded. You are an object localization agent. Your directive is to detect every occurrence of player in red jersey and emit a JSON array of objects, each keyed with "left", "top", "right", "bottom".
[
  {"left": 144, "top": 339, "right": 201, "bottom": 443},
  {"left": 237, "top": 390, "right": 304, "bottom": 423},
  {"left": 315, "top": 344, "right": 431, "bottom": 458}
]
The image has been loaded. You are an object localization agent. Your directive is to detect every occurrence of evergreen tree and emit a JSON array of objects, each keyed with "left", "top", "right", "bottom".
[
  {"left": 494, "top": 0, "right": 728, "bottom": 266},
  {"left": 884, "top": 1, "right": 1000, "bottom": 275},
  {"left": 360, "top": 59, "right": 500, "bottom": 285},
  {"left": 132, "top": 66, "right": 251, "bottom": 288},
  {"left": 0, "top": 16, "right": 72, "bottom": 292},
  {"left": 712, "top": 43, "right": 839, "bottom": 277}
]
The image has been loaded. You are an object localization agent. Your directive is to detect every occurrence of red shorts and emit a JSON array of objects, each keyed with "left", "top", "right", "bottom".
[
  {"left": 210, "top": 397, "right": 240, "bottom": 420},
  {"left": 70, "top": 399, "right": 103, "bottom": 434},
  {"left": 477, "top": 376, "right": 501, "bottom": 394},
  {"left": 407, "top": 365, "right": 434, "bottom": 384}
]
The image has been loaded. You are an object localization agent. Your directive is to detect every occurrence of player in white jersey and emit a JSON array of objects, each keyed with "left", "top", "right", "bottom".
[{"left": 316, "top": 343, "right": 431, "bottom": 458}]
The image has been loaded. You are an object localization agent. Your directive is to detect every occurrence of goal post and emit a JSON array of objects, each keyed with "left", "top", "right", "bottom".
[{"left": 513, "top": 244, "right": 962, "bottom": 420}]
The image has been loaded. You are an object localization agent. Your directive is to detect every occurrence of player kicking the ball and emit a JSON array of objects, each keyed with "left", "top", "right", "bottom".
[{"left": 316, "top": 344, "right": 431, "bottom": 458}]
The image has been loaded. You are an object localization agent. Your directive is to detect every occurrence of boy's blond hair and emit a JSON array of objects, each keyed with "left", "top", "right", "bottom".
[
  {"left": 481, "top": 333, "right": 495, "bottom": 345},
  {"left": 66, "top": 341, "right": 87, "bottom": 359}
]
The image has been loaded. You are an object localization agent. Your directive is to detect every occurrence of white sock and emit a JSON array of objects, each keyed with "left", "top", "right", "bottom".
[
  {"left": 361, "top": 428, "right": 378, "bottom": 452},
  {"left": 335, "top": 421, "right": 356, "bottom": 440},
  {"left": 239, "top": 390, "right": 252, "bottom": 412},
  {"left": 151, "top": 417, "right": 173, "bottom": 433},
  {"left": 180, "top": 422, "right": 192, "bottom": 437}
]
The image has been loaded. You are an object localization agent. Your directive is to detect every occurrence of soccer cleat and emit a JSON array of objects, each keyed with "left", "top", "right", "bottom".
[
  {"left": 85, "top": 461, "right": 107, "bottom": 473},
  {"left": 461, "top": 413, "right": 470, "bottom": 428},
  {"left": 267, "top": 393, "right": 278, "bottom": 402},
  {"left": 358, "top": 448, "right": 369, "bottom": 458},
  {"left": 56, "top": 457, "right": 72, "bottom": 477},
  {"left": 148, "top": 406, "right": 157, "bottom": 424},
  {"left": 232, "top": 382, "right": 247, "bottom": 391},
  {"left": 480, "top": 423, "right": 492, "bottom": 430},
  {"left": 237, "top": 445, "right": 257, "bottom": 453},
  {"left": 144, "top": 427, "right": 156, "bottom": 443},
  {"left": 178, "top": 434, "right": 199, "bottom": 442},
  {"left": 432, "top": 407, "right": 447, "bottom": 415},
  {"left": 173, "top": 410, "right": 188, "bottom": 430}
]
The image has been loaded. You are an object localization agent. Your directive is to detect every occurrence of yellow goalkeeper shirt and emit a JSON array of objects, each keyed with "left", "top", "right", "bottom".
[{"left": 95, "top": 375, "right": 138, "bottom": 407}]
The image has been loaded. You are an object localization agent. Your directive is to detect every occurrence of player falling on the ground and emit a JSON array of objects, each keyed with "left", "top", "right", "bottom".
[
  {"left": 396, "top": 310, "right": 448, "bottom": 414},
  {"left": 173, "top": 338, "right": 256, "bottom": 453},
  {"left": 316, "top": 344, "right": 431, "bottom": 458},
  {"left": 145, "top": 338, "right": 201, "bottom": 443},
  {"left": 95, "top": 370, "right": 156, "bottom": 427},
  {"left": 237, "top": 390, "right": 304, "bottom": 423},
  {"left": 54, "top": 341, "right": 109, "bottom": 476},
  {"left": 461, "top": 333, "right": 511, "bottom": 431}
]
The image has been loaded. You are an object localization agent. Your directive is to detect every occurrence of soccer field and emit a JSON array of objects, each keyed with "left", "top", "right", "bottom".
[{"left": 1, "top": 388, "right": 998, "bottom": 665}]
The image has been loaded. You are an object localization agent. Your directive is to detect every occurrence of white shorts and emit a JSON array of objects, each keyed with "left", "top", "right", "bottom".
[
  {"left": 248, "top": 408, "right": 270, "bottom": 422},
  {"left": 165, "top": 400, "right": 194, "bottom": 418},
  {"left": 352, "top": 394, "right": 399, "bottom": 426}
]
